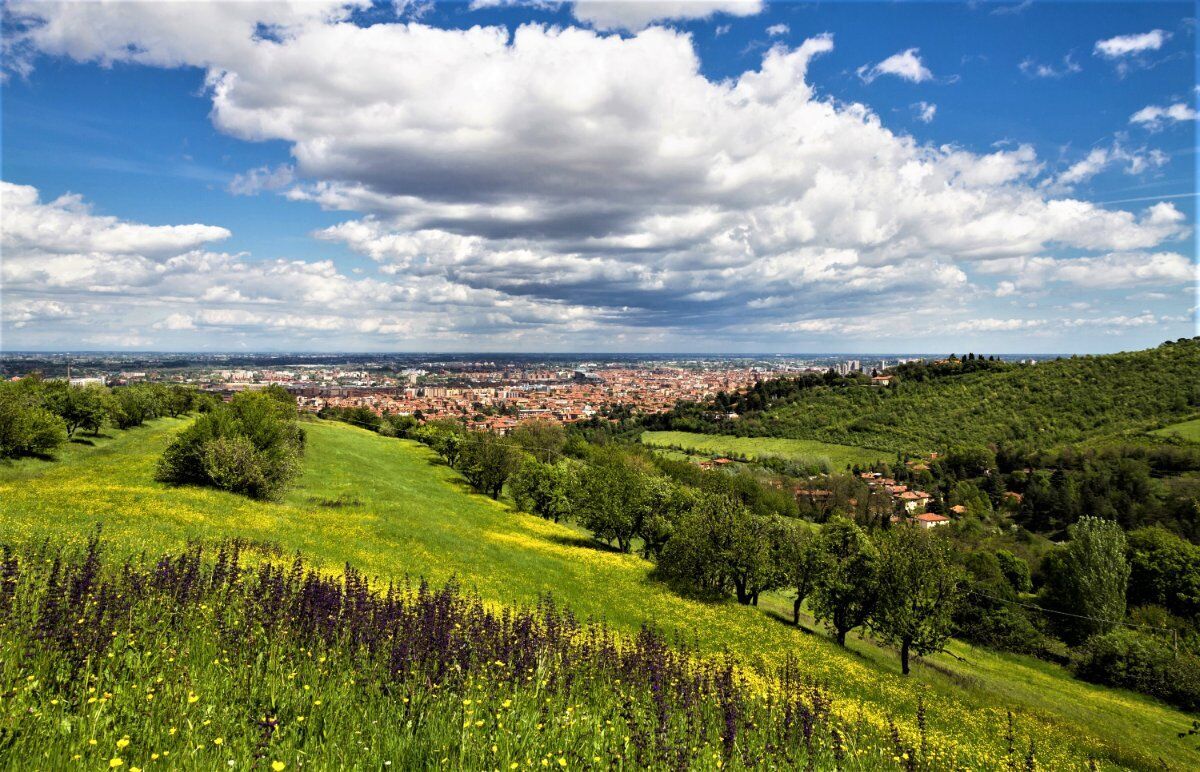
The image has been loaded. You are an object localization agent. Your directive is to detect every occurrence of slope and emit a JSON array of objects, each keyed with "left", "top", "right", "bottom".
[
  {"left": 1, "top": 418, "right": 1197, "bottom": 769},
  {"left": 697, "top": 339, "right": 1200, "bottom": 454}
]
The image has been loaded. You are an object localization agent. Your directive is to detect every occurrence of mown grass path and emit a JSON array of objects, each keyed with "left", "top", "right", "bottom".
[{"left": 2, "top": 418, "right": 1197, "bottom": 769}]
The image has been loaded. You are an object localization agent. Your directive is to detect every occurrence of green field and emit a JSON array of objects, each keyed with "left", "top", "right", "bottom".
[
  {"left": 1153, "top": 418, "right": 1200, "bottom": 442},
  {"left": 640, "top": 430, "right": 887, "bottom": 469},
  {"left": 2, "top": 418, "right": 1198, "bottom": 769}
]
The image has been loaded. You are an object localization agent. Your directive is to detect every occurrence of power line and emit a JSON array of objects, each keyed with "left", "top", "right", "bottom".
[{"left": 968, "top": 587, "right": 1170, "bottom": 634}]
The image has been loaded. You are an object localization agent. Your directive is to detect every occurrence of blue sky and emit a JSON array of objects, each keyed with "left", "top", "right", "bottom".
[{"left": 1, "top": 0, "right": 1196, "bottom": 353}]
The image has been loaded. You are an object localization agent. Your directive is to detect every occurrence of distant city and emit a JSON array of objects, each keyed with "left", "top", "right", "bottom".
[{"left": 2, "top": 351, "right": 1046, "bottom": 431}]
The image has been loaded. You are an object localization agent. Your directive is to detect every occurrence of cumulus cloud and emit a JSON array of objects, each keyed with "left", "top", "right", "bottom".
[
  {"left": 1094, "top": 29, "right": 1168, "bottom": 59},
  {"left": 1130, "top": 102, "right": 1198, "bottom": 129},
  {"left": 766, "top": 23, "right": 788, "bottom": 37},
  {"left": 571, "top": 1, "right": 762, "bottom": 32},
  {"left": 3, "top": 6, "right": 1194, "bottom": 348},
  {"left": 912, "top": 101, "right": 936, "bottom": 123},
  {"left": 857, "top": 48, "right": 933, "bottom": 84}
]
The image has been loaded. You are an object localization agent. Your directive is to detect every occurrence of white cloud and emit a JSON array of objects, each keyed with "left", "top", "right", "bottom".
[
  {"left": 1019, "top": 54, "right": 1081, "bottom": 79},
  {"left": 1094, "top": 29, "right": 1169, "bottom": 59},
  {"left": 1042, "top": 141, "right": 1169, "bottom": 193},
  {"left": 229, "top": 164, "right": 295, "bottom": 196},
  {"left": 766, "top": 23, "right": 788, "bottom": 37},
  {"left": 857, "top": 48, "right": 933, "bottom": 84},
  {"left": 571, "top": 1, "right": 762, "bottom": 32},
  {"left": 1, "top": 181, "right": 229, "bottom": 257},
  {"left": 4, "top": 8, "right": 1194, "bottom": 348},
  {"left": 1130, "top": 102, "right": 1198, "bottom": 129},
  {"left": 912, "top": 101, "right": 936, "bottom": 123}
]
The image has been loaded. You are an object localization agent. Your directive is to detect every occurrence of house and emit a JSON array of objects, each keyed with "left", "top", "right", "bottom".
[
  {"left": 949, "top": 504, "right": 967, "bottom": 515},
  {"left": 1004, "top": 491, "right": 1024, "bottom": 504},
  {"left": 898, "top": 490, "right": 932, "bottom": 513},
  {"left": 711, "top": 457, "right": 734, "bottom": 466},
  {"left": 912, "top": 513, "right": 951, "bottom": 529},
  {"left": 871, "top": 375, "right": 893, "bottom": 386}
]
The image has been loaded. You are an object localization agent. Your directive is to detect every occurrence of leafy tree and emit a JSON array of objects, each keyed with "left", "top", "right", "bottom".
[
  {"left": 509, "top": 419, "right": 567, "bottom": 463},
  {"left": 1041, "top": 517, "right": 1130, "bottom": 645},
  {"left": 656, "top": 494, "right": 760, "bottom": 601},
  {"left": 509, "top": 457, "right": 578, "bottom": 522},
  {"left": 572, "top": 451, "right": 651, "bottom": 553},
  {"left": 106, "top": 384, "right": 158, "bottom": 429},
  {"left": 1126, "top": 526, "right": 1200, "bottom": 620},
  {"left": 411, "top": 419, "right": 466, "bottom": 466},
  {"left": 811, "top": 518, "right": 879, "bottom": 646},
  {"left": 995, "top": 550, "right": 1032, "bottom": 594},
  {"left": 457, "top": 431, "right": 521, "bottom": 499},
  {"left": 774, "top": 519, "right": 827, "bottom": 625},
  {"left": 872, "top": 526, "right": 965, "bottom": 674},
  {"left": 0, "top": 385, "right": 67, "bottom": 458},
  {"left": 44, "top": 384, "right": 108, "bottom": 437}
]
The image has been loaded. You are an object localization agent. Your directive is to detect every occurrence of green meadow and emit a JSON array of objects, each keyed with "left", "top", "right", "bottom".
[
  {"left": 2, "top": 418, "right": 1198, "bottom": 769},
  {"left": 640, "top": 430, "right": 887, "bottom": 470},
  {"left": 1152, "top": 418, "right": 1200, "bottom": 443}
]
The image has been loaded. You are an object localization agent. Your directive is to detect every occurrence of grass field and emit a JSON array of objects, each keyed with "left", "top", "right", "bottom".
[
  {"left": 640, "top": 430, "right": 888, "bottom": 470},
  {"left": 1152, "top": 417, "right": 1200, "bottom": 442},
  {"left": 2, "top": 418, "right": 1198, "bottom": 769}
]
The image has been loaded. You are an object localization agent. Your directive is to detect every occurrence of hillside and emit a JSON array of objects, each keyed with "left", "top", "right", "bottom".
[
  {"left": 667, "top": 339, "right": 1200, "bottom": 454},
  {"left": 2, "top": 418, "right": 1198, "bottom": 769},
  {"left": 640, "top": 431, "right": 887, "bottom": 470}
]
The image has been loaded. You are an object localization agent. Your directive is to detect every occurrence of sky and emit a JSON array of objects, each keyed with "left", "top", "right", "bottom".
[{"left": 0, "top": 0, "right": 1197, "bottom": 354}]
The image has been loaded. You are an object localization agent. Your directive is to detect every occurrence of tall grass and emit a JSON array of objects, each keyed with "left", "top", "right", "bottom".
[{"left": 0, "top": 537, "right": 1040, "bottom": 770}]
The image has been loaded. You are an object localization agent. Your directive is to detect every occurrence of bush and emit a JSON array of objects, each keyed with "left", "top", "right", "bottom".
[
  {"left": 156, "top": 391, "right": 304, "bottom": 500},
  {"left": 0, "top": 388, "right": 67, "bottom": 458},
  {"left": 1071, "top": 628, "right": 1200, "bottom": 711}
]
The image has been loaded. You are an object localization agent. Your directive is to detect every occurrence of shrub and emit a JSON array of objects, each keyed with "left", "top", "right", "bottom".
[
  {"left": 1071, "top": 628, "right": 1200, "bottom": 711},
  {"left": 157, "top": 391, "right": 304, "bottom": 500},
  {"left": 0, "top": 385, "right": 67, "bottom": 458}
]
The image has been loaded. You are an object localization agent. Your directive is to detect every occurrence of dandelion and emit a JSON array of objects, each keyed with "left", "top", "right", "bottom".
[
  {"left": 109, "top": 759, "right": 123, "bottom": 768},
  {"left": 116, "top": 737, "right": 130, "bottom": 749},
  {"left": 214, "top": 737, "right": 224, "bottom": 746},
  {"left": 188, "top": 692, "right": 199, "bottom": 704},
  {"left": 272, "top": 763, "right": 286, "bottom": 771}
]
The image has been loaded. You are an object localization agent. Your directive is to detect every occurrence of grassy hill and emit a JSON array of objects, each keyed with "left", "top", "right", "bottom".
[
  {"left": 1153, "top": 418, "right": 1200, "bottom": 443},
  {"left": 687, "top": 339, "right": 1200, "bottom": 454},
  {"left": 640, "top": 430, "right": 887, "bottom": 470},
  {"left": 2, "top": 418, "right": 1198, "bottom": 769}
]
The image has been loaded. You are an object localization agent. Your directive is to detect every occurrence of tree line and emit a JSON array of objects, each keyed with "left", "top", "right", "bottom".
[{"left": 0, "top": 376, "right": 208, "bottom": 459}]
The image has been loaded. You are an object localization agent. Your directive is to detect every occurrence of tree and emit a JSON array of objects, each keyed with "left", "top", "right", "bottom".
[
  {"left": 774, "top": 520, "right": 827, "bottom": 625},
  {"left": 509, "top": 457, "right": 577, "bottom": 522},
  {"left": 106, "top": 385, "right": 157, "bottom": 429},
  {"left": 656, "top": 493, "right": 769, "bottom": 602},
  {"left": 44, "top": 384, "right": 108, "bottom": 437},
  {"left": 508, "top": 419, "right": 567, "bottom": 463},
  {"left": 1126, "top": 526, "right": 1200, "bottom": 620},
  {"left": 872, "top": 526, "right": 964, "bottom": 674},
  {"left": 0, "top": 385, "right": 67, "bottom": 458},
  {"left": 457, "top": 431, "right": 521, "bottom": 499},
  {"left": 995, "top": 549, "right": 1032, "bottom": 593},
  {"left": 572, "top": 451, "right": 651, "bottom": 553},
  {"left": 1041, "top": 517, "right": 1130, "bottom": 645},
  {"left": 810, "top": 517, "right": 878, "bottom": 646}
]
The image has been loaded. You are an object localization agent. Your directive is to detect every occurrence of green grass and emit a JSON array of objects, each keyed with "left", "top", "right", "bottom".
[
  {"left": 2, "top": 418, "right": 1198, "bottom": 769},
  {"left": 640, "top": 430, "right": 887, "bottom": 470},
  {"left": 1152, "top": 417, "right": 1200, "bottom": 443}
]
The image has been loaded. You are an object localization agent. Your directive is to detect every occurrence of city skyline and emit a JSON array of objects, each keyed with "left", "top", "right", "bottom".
[{"left": 2, "top": 1, "right": 1197, "bottom": 353}]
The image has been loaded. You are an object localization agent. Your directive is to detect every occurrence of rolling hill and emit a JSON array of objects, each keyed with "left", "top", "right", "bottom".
[
  {"left": 2, "top": 417, "right": 1198, "bottom": 769},
  {"left": 670, "top": 339, "right": 1200, "bottom": 454}
]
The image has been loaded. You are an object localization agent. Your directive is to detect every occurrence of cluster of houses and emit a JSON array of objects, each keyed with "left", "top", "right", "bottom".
[{"left": 695, "top": 455, "right": 957, "bottom": 529}]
